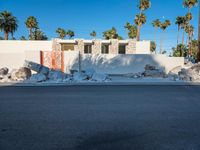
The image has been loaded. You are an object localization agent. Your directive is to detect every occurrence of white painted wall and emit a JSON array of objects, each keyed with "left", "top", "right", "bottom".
[
  {"left": 0, "top": 40, "right": 52, "bottom": 53},
  {"left": 136, "top": 41, "right": 151, "bottom": 54},
  {"left": 64, "top": 52, "right": 184, "bottom": 74}
]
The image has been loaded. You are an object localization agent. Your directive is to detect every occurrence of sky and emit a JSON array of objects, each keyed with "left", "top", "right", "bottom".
[{"left": 0, "top": 0, "right": 199, "bottom": 54}]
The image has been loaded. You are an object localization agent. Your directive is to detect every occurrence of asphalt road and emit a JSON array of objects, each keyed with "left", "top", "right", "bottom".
[{"left": 1, "top": 85, "right": 200, "bottom": 150}]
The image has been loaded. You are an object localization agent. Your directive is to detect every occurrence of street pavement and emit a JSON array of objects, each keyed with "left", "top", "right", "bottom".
[{"left": 0, "top": 85, "right": 200, "bottom": 150}]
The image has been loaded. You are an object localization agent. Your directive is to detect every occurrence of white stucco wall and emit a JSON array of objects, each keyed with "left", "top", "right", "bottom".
[
  {"left": 64, "top": 52, "right": 184, "bottom": 74},
  {"left": 136, "top": 41, "right": 151, "bottom": 54},
  {"left": 0, "top": 40, "right": 52, "bottom": 53}
]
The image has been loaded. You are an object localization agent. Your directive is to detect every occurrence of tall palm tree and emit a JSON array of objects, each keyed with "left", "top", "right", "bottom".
[
  {"left": 176, "top": 16, "right": 185, "bottom": 45},
  {"left": 56, "top": 28, "right": 66, "bottom": 39},
  {"left": 90, "top": 31, "right": 97, "bottom": 39},
  {"left": 135, "top": 0, "right": 151, "bottom": 41},
  {"left": 0, "top": 11, "right": 18, "bottom": 40},
  {"left": 185, "top": 25, "right": 194, "bottom": 56},
  {"left": 183, "top": 0, "right": 198, "bottom": 48},
  {"left": 160, "top": 20, "right": 171, "bottom": 54},
  {"left": 152, "top": 19, "right": 161, "bottom": 43},
  {"left": 183, "top": 0, "right": 198, "bottom": 13},
  {"left": 25, "top": 16, "right": 38, "bottom": 40},
  {"left": 124, "top": 22, "right": 137, "bottom": 39},
  {"left": 66, "top": 30, "right": 75, "bottom": 39},
  {"left": 178, "top": 16, "right": 188, "bottom": 45},
  {"left": 134, "top": 13, "right": 147, "bottom": 41}
]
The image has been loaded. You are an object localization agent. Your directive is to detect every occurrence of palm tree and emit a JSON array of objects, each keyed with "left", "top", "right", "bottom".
[
  {"left": 33, "top": 28, "right": 48, "bottom": 40},
  {"left": 183, "top": 0, "right": 198, "bottom": 48},
  {"left": 103, "top": 27, "right": 119, "bottom": 39},
  {"left": 160, "top": 20, "right": 171, "bottom": 54},
  {"left": 90, "top": 31, "right": 97, "bottom": 39},
  {"left": 135, "top": 0, "right": 151, "bottom": 41},
  {"left": 180, "top": 16, "right": 188, "bottom": 45},
  {"left": 20, "top": 36, "right": 26, "bottom": 40},
  {"left": 0, "top": 11, "right": 18, "bottom": 40},
  {"left": 134, "top": 13, "right": 147, "bottom": 41},
  {"left": 176, "top": 16, "right": 185, "bottom": 45},
  {"left": 25, "top": 16, "right": 38, "bottom": 40},
  {"left": 185, "top": 25, "right": 194, "bottom": 56},
  {"left": 66, "top": 30, "right": 75, "bottom": 39},
  {"left": 124, "top": 22, "right": 137, "bottom": 39},
  {"left": 183, "top": 0, "right": 198, "bottom": 13},
  {"left": 56, "top": 28, "right": 66, "bottom": 39},
  {"left": 152, "top": 19, "right": 161, "bottom": 45}
]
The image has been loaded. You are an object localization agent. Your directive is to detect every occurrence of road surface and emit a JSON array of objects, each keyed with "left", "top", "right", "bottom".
[{"left": 0, "top": 85, "right": 200, "bottom": 150}]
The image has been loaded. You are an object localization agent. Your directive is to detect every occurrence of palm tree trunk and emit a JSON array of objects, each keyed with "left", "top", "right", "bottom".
[
  {"left": 177, "top": 27, "right": 180, "bottom": 45},
  {"left": 182, "top": 30, "right": 185, "bottom": 45},
  {"left": 154, "top": 29, "right": 157, "bottom": 54},
  {"left": 136, "top": 26, "right": 141, "bottom": 41},
  {"left": 4, "top": 32, "right": 9, "bottom": 40}
]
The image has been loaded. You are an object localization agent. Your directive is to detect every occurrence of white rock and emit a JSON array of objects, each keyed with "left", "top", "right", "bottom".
[
  {"left": 92, "top": 73, "right": 109, "bottom": 82},
  {"left": 84, "top": 68, "right": 96, "bottom": 78},
  {"left": 48, "top": 70, "right": 67, "bottom": 80},
  {"left": 29, "top": 74, "right": 47, "bottom": 82},
  {"left": 73, "top": 72, "right": 88, "bottom": 82}
]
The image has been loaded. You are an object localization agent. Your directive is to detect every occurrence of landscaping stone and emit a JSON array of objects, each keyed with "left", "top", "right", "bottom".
[
  {"left": 92, "top": 73, "right": 109, "bottom": 82},
  {"left": 10, "top": 67, "right": 32, "bottom": 81},
  {"left": 48, "top": 70, "right": 67, "bottom": 80},
  {"left": 145, "top": 64, "right": 156, "bottom": 71},
  {"left": 0, "top": 67, "right": 9, "bottom": 76},
  {"left": 29, "top": 74, "right": 47, "bottom": 82}
]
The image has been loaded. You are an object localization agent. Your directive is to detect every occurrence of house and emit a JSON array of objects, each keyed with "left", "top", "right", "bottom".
[{"left": 52, "top": 39, "right": 151, "bottom": 54}]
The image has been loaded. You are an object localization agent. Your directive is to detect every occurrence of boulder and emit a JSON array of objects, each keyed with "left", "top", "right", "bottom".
[
  {"left": 48, "top": 70, "right": 67, "bottom": 80},
  {"left": 92, "top": 73, "right": 109, "bottom": 82},
  {"left": 145, "top": 64, "right": 156, "bottom": 71},
  {"left": 73, "top": 72, "right": 88, "bottom": 81},
  {"left": 39, "top": 66, "right": 49, "bottom": 75},
  {"left": 0, "top": 67, "right": 9, "bottom": 76},
  {"left": 29, "top": 74, "right": 47, "bottom": 82},
  {"left": 84, "top": 68, "right": 96, "bottom": 79},
  {"left": 11, "top": 67, "right": 32, "bottom": 81},
  {"left": 24, "top": 60, "right": 41, "bottom": 73},
  {"left": 178, "top": 68, "right": 200, "bottom": 81},
  {"left": 143, "top": 69, "right": 165, "bottom": 78}
]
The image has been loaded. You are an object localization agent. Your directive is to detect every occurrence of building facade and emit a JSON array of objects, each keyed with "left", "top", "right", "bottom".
[{"left": 52, "top": 39, "right": 151, "bottom": 55}]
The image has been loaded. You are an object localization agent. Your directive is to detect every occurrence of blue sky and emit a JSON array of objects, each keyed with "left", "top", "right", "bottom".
[{"left": 0, "top": 0, "right": 199, "bottom": 54}]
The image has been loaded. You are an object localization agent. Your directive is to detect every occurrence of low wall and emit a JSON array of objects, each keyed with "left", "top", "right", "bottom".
[
  {"left": 0, "top": 40, "right": 52, "bottom": 53},
  {"left": 64, "top": 52, "right": 184, "bottom": 74},
  {"left": 0, "top": 49, "right": 184, "bottom": 74}
]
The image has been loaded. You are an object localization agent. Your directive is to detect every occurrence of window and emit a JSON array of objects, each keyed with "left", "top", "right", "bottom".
[
  {"left": 119, "top": 44, "right": 126, "bottom": 54},
  {"left": 84, "top": 45, "right": 92, "bottom": 54},
  {"left": 101, "top": 44, "right": 109, "bottom": 54},
  {"left": 61, "top": 44, "right": 75, "bottom": 51}
]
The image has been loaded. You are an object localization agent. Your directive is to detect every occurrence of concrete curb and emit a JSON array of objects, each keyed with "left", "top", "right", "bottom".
[{"left": 0, "top": 81, "right": 200, "bottom": 87}]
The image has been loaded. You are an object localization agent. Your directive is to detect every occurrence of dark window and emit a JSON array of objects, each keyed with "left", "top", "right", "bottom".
[
  {"left": 119, "top": 45, "right": 126, "bottom": 54},
  {"left": 84, "top": 45, "right": 92, "bottom": 54},
  {"left": 61, "top": 44, "right": 75, "bottom": 51},
  {"left": 101, "top": 44, "right": 109, "bottom": 54}
]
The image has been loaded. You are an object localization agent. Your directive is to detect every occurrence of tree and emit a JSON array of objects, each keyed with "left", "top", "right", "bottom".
[
  {"left": 183, "top": 0, "right": 198, "bottom": 13},
  {"left": 124, "top": 22, "right": 137, "bottom": 39},
  {"left": 0, "top": 11, "right": 18, "bottom": 40},
  {"left": 90, "top": 31, "right": 97, "bottom": 38},
  {"left": 103, "top": 27, "right": 119, "bottom": 39},
  {"left": 176, "top": 16, "right": 186, "bottom": 45},
  {"left": 66, "top": 30, "right": 75, "bottom": 39},
  {"left": 159, "top": 20, "right": 171, "bottom": 54},
  {"left": 134, "top": 13, "right": 147, "bottom": 41},
  {"left": 33, "top": 28, "right": 48, "bottom": 40},
  {"left": 20, "top": 36, "right": 26, "bottom": 40},
  {"left": 56, "top": 28, "right": 66, "bottom": 39},
  {"left": 172, "top": 44, "right": 187, "bottom": 57},
  {"left": 25, "top": 16, "right": 38, "bottom": 40},
  {"left": 185, "top": 25, "right": 194, "bottom": 56},
  {"left": 150, "top": 41, "right": 156, "bottom": 53},
  {"left": 135, "top": 0, "right": 151, "bottom": 41},
  {"left": 152, "top": 19, "right": 161, "bottom": 43}
]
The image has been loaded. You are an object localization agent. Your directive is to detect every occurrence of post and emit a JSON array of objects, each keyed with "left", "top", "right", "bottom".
[{"left": 78, "top": 51, "right": 81, "bottom": 73}]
